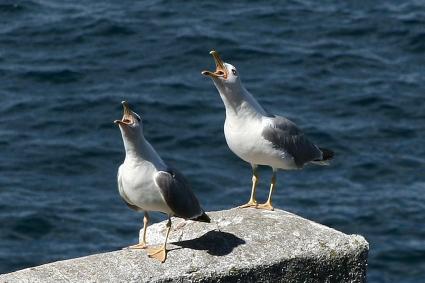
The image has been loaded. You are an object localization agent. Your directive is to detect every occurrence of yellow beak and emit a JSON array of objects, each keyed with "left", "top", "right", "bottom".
[
  {"left": 114, "top": 101, "right": 134, "bottom": 125},
  {"left": 202, "top": 50, "right": 227, "bottom": 79}
]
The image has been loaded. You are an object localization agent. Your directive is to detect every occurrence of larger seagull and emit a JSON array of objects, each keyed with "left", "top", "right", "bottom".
[
  {"left": 202, "top": 51, "right": 334, "bottom": 210},
  {"left": 115, "top": 101, "right": 210, "bottom": 263}
]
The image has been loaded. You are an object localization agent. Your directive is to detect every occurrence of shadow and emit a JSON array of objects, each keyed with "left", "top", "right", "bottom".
[{"left": 172, "top": 230, "right": 245, "bottom": 256}]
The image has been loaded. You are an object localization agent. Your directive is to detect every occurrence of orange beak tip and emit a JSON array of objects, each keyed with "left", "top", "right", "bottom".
[{"left": 201, "top": 71, "right": 213, "bottom": 77}]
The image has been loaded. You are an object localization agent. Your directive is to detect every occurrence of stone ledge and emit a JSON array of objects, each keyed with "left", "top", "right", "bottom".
[{"left": 0, "top": 208, "right": 369, "bottom": 282}]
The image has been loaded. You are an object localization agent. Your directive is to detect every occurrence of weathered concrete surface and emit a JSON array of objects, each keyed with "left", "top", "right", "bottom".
[{"left": 0, "top": 208, "right": 368, "bottom": 282}]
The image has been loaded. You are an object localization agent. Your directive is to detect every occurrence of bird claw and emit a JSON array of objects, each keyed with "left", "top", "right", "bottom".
[
  {"left": 147, "top": 246, "right": 167, "bottom": 263},
  {"left": 256, "top": 202, "right": 274, "bottom": 211},
  {"left": 238, "top": 201, "right": 258, "bottom": 209},
  {"left": 125, "top": 242, "right": 148, "bottom": 250}
]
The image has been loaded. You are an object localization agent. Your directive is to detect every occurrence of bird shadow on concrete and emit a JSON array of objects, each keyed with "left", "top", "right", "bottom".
[{"left": 172, "top": 230, "right": 246, "bottom": 256}]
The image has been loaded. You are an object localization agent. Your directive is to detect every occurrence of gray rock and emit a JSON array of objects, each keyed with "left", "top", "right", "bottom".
[{"left": 0, "top": 208, "right": 369, "bottom": 282}]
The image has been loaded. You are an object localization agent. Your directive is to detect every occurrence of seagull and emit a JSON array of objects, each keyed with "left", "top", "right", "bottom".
[
  {"left": 114, "top": 101, "right": 210, "bottom": 263},
  {"left": 202, "top": 51, "right": 334, "bottom": 211}
]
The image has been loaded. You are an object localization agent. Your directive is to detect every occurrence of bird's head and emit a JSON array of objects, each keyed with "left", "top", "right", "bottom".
[
  {"left": 202, "top": 50, "right": 242, "bottom": 91},
  {"left": 114, "top": 101, "right": 143, "bottom": 138}
]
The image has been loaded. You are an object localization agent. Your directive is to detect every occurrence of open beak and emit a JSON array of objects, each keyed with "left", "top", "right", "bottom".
[
  {"left": 114, "top": 101, "right": 134, "bottom": 126},
  {"left": 202, "top": 50, "right": 227, "bottom": 79}
]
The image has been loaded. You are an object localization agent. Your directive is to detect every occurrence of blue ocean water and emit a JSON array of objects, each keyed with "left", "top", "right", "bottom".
[{"left": 0, "top": 0, "right": 424, "bottom": 281}]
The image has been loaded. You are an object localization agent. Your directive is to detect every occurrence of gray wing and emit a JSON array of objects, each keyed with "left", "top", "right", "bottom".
[
  {"left": 154, "top": 168, "right": 204, "bottom": 220},
  {"left": 117, "top": 166, "right": 142, "bottom": 211},
  {"left": 262, "top": 116, "right": 322, "bottom": 168}
]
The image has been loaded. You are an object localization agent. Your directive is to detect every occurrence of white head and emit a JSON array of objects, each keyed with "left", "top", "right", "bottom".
[
  {"left": 202, "top": 50, "right": 269, "bottom": 117},
  {"left": 114, "top": 101, "right": 143, "bottom": 154},
  {"left": 202, "top": 50, "right": 243, "bottom": 95}
]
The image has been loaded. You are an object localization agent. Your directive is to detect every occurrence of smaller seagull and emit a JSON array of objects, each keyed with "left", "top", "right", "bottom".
[
  {"left": 202, "top": 51, "right": 334, "bottom": 211},
  {"left": 114, "top": 101, "right": 210, "bottom": 263}
]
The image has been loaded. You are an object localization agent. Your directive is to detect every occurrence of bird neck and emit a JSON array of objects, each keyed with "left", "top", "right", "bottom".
[
  {"left": 122, "top": 133, "right": 165, "bottom": 167},
  {"left": 217, "top": 82, "right": 268, "bottom": 120}
]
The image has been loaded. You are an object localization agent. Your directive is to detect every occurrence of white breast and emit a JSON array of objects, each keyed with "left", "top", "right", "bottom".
[
  {"left": 224, "top": 115, "right": 298, "bottom": 170},
  {"left": 118, "top": 162, "right": 173, "bottom": 214},
  {"left": 224, "top": 115, "right": 261, "bottom": 162}
]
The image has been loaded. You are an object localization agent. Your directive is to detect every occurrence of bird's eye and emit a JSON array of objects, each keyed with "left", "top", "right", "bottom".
[{"left": 232, "top": 69, "right": 237, "bottom": 76}]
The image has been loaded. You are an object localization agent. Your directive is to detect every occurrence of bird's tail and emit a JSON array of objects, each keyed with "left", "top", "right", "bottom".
[
  {"left": 311, "top": 147, "right": 334, "bottom": 165},
  {"left": 192, "top": 211, "right": 211, "bottom": 223},
  {"left": 320, "top": 147, "right": 334, "bottom": 160}
]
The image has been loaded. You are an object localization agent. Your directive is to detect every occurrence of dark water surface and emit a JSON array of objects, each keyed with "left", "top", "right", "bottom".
[{"left": 1, "top": 1, "right": 424, "bottom": 282}]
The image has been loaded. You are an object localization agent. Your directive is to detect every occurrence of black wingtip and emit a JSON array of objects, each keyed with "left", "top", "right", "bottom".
[
  {"left": 319, "top": 147, "right": 334, "bottom": 161},
  {"left": 193, "top": 212, "right": 211, "bottom": 223}
]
